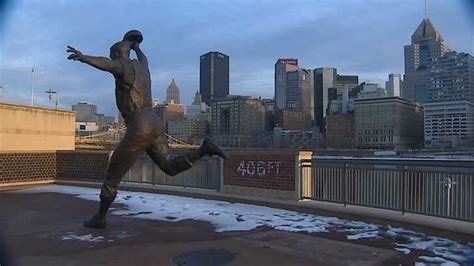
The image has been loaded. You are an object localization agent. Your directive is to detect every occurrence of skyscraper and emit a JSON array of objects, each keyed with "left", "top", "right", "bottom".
[
  {"left": 166, "top": 78, "right": 181, "bottom": 104},
  {"left": 274, "top": 58, "right": 299, "bottom": 109},
  {"left": 427, "top": 52, "right": 474, "bottom": 103},
  {"left": 192, "top": 90, "right": 202, "bottom": 105},
  {"left": 424, "top": 52, "right": 474, "bottom": 148},
  {"left": 286, "top": 68, "right": 313, "bottom": 120},
  {"left": 313, "top": 67, "right": 337, "bottom": 131},
  {"left": 274, "top": 59, "right": 313, "bottom": 128},
  {"left": 200, "top": 51, "right": 229, "bottom": 105},
  {"left": 403, "top": 18, "right": 451, "bottom": 102},
  {"left": 385, "top": 74, "right": 402, "bottom": 97},
  {"left": 335, "top": 74, "right": 358, "bottom": 94}
]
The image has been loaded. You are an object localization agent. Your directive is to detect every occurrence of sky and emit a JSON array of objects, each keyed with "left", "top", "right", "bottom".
[{"left": 0, "top": 0, "right": 473, "bottom": 117}]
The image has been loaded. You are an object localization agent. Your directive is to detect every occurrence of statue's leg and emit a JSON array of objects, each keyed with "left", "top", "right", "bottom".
[
  {"left": 146, "top": 135, "right": 227, "bottom": 176},
  {"left": 83, "top": 132, "right": 147, "bottom": 228},
  {"left": 146, "top": 134, "right": 202, "bottom": 176}
]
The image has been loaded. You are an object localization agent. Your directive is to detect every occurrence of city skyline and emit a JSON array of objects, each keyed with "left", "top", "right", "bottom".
[{"left": 0, "top": 0, "right": 473, "bottom": 116}]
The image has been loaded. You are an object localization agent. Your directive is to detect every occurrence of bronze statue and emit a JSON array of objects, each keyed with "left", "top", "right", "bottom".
[{"left": 67, "top": 30, "right": 227, "bottom": 228}]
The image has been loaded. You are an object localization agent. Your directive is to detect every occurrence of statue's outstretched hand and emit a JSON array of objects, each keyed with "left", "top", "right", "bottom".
[{"left": 67, "top": 46, "right": 84, "bottom": 62}]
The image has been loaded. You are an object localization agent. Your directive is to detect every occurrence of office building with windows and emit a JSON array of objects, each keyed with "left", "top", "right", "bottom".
[
  {"left": 402, "top": 18, "right": 451, "bottom": 102},
  {"left": 200, "top": 51, "right": 229, "bottom": 105},
  {"left": 386, "top": 74, "right": 402, "bottom": 97},
  {"left": 355, "top": 97, "right": 424, "bottom": 149},
  {"left": 424, "top": 52, "right": 474, "bottom": 148},
  {"left": 211, "top": 96, "right": 265, "bottom": 147}
]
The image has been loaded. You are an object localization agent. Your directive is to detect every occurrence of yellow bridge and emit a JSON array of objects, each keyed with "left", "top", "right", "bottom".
[{"left": 75, "top": 126, "right": 199, "bottom": 150}]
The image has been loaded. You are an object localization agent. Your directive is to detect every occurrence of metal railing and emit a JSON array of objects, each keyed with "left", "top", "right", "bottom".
[
  {"left": 301, "top": 158, "right": 474, "bottom": 222},
  {"left": 123, "top": 154, "right": 222, "bottom": 191}
]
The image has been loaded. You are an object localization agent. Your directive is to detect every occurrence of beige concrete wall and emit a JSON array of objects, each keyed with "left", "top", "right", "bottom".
[{"left": 0, "top": 102, "right": 76, "bottom": 151}]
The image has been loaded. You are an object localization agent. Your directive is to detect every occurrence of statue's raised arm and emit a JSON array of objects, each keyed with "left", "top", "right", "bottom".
[
  {"left": 66, "top": 46, "right": 124, "bottom": 77},
  {"left": 131, "top": 43, "right": 148, "bottom": 67}
]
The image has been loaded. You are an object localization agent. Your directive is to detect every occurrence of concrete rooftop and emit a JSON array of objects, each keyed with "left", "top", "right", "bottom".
[{"left": 0, "top": 185, "right": 473, "bottom": 266}]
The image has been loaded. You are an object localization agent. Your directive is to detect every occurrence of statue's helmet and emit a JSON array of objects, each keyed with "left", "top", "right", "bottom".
[
  {"left": 110, "top": 41, "right": 131, "bottom": 59},
  {"left": 123, "top": 30, "right": 143, "bottom": 44},
  {"left": 109, "top": 30, "right": 142, "bottom": 59}
]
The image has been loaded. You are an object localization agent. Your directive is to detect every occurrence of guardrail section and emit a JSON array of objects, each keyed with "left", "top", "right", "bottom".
[
  {"left": 301, "top": 158, "right": 474, "bottom": 222},
  {"left": 123, "top": 154, "right": 222, "bottom": 191}
]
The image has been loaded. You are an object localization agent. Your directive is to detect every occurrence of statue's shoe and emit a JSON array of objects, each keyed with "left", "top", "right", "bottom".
[
  {"left": 83, "top": 214, "right": 107, "bottom": 228},
  {"left": 203, "top": 138, "right": 228, "bottom": 159}
]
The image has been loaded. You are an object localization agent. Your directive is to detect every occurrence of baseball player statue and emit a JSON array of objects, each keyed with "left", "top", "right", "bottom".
[{"left": 67, "top": 30, "right": 227, "bottom": 228}]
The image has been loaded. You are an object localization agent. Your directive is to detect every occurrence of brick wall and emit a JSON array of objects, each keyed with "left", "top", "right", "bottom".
[
  {"left": 57, "top": 151, "right": 110, "bottom": 181},
  {"left": 0, "top": 152, "right": 57, "bottom": 184},
  {"left": 0, "top": 151, "right": 110, "bottom": 184},
  {"left": 224, "top": 150, "right": 297, "bottom": 191},
  {"left": 2, "top": 149, "right": 309, "bottom": 198}
]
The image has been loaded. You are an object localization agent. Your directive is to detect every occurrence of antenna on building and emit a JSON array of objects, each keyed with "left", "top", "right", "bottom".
[{"left": 424, "top": 0, "right": 428, "bottom": 18}]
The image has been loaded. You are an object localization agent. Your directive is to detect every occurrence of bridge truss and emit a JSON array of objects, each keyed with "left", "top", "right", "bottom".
[{"left": 75, "top": 126, "right": 199, "bottom": 150}]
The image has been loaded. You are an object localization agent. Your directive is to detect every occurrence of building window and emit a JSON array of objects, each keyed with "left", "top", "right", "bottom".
[{"left": 220, "top": 109, "right": 231, "bottom": 135}]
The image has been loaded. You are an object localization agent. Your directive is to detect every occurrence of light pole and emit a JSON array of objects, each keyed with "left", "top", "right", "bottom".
[{"left": 31, "top": 68, "right": 35, "bottom": 106}]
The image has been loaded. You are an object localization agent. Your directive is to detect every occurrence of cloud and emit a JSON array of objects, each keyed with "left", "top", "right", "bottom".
[{"left": 0, "top": 0, "right": 472, "bottom": 116}]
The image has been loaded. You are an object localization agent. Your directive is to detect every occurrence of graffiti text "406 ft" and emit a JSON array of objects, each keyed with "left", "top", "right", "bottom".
[{"left": 236, "top": 160, "right": 282, "bottom": 177}]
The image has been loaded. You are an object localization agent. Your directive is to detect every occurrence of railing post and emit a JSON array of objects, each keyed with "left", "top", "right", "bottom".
[
  {"left": 152, "top": 162, "right": 156, "bottom": 186},
  {"left": 343, "top": 162, "right": 347, "bottom": 207},
  {"left": 402, "top": 165, "right": 407, "bottom": 215},
  {"left": 297, "top": 151, "right": 313, "bottom": 200},
  {"left": 218, "top": 157, "right": 223, "bottom": 192},
  {"left": 299, "top": 160, "right": 304, "bottom": 199},
  {"left": 182, "top": 167, "right": 186, "bottom": 188}
]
